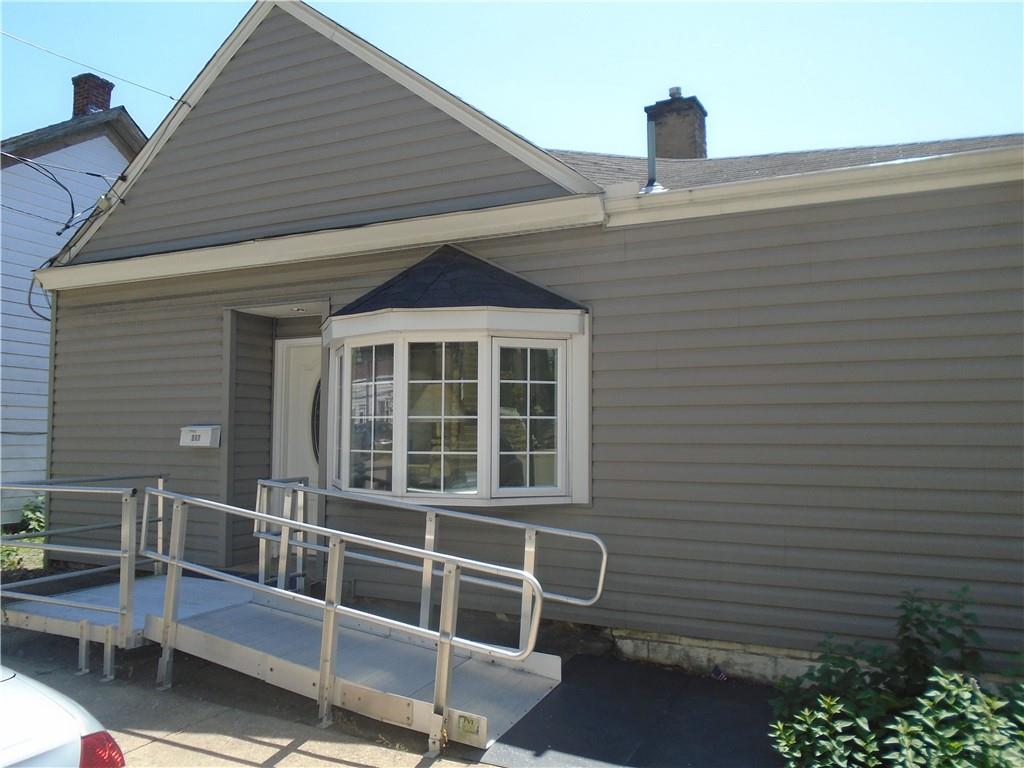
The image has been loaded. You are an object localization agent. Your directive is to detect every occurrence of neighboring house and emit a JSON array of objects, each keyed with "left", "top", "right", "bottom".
[
  {"left": 37, "top": 1, "right": 1022, "bottom": 675},
  {"left": 0, "top": 75, "right": 145, "bottom": 523}
]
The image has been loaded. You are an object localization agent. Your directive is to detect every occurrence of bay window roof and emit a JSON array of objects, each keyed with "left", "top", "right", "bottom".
[{"left": 332, "top": 245, "right": 586, "bottom": 316}]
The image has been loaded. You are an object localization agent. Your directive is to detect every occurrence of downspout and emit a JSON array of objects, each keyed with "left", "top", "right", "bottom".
[{"left": 642, "top": 116, "right": 665, "bottom": 194}]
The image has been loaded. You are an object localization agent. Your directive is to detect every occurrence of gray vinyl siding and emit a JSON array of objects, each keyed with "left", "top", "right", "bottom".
[
  {"left": 227, "top": 312, "right": 274, "bottom": 566},
  {"left": 72, "top": 7, "right": 567, "bottom": 265},
  {"left": 49, "top": 181, "right": 1023, "bottom": 662}
]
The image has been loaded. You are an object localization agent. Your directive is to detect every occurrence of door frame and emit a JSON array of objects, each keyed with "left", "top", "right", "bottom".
[{"left": 271, "top": 336, "right": 322, "bottom": 480}]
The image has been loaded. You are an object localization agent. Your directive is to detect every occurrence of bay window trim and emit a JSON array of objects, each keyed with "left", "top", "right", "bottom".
[{"left": 323, "top": 309, "right": 591, "bottom": 506}]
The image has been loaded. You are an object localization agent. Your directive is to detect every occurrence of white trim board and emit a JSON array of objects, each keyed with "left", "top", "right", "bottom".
[
  {"left": 604, "top": 145, "right": 1024, "bottom": 228},
  {"left": 37, "top": 144, "right": 1022, "bottom": 292},
  {"left": 38, "top": 195, "right": 605, "bottom": 290},
  {"left": 55, "top": 0, "right": 598, "bottom": 268}
]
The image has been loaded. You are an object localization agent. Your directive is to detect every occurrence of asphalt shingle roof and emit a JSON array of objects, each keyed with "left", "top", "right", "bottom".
[
  {"left": 1, "top": 106, "right": 145, "bottom": 157},
  {"left": 548, "top": 134, "right": 1023, "bottom": 191},
  {"left": 332, "top": 245, "right": 586, "bottom": 316}
]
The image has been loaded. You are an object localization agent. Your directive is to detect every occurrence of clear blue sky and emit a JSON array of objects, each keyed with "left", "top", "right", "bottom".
[{"left": 2, "top": 2, "right": 1022, "bottom": 158}]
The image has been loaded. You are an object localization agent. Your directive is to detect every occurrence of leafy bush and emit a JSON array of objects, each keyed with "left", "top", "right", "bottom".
[
  {"left": 773, "top": 588, "right": 986, "bottom": 725},
  {"left": 774, "top": 671, "right": 1024, "bottom": 768},
  {"left": 770, "top": 695, "right": 881, "bottom": 768},
  {"left": 0, "top": 495, "right": 46, "bottom": 571},
  {"left": 884, "top": 670, "right": 1023, "bottom": 768},
  {"left": 20, "top": 495, "right": 46, "bottom": 533},
  {"left": 771, "top": 589, "right": 1024, "bottom": 768}
]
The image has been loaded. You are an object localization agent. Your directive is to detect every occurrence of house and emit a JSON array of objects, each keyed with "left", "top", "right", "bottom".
[
  {"left": 1, "top": 75, "right": 145, "bottom": 523},
  {"left": 36, "top": 1, "right": 1022, "bottom": 677}
]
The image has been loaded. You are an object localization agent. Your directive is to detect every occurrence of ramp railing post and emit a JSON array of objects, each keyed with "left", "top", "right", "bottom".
[
  {"left": 294, "top": 488, "right": 306, "bottom": 593},
  {"left": 519, "top": 528, "right": 537, "bottom": 651},
  {"left": 428, "top": 562, "right": 461, "bottom": 755},
  {"left": 118, "top": 492, "right": 137, "bottom": 649},
  {"left": 256, "top": 483, "right": 270, "bottom": 584},
  {"left": 157, "top": 499, "right": 188, "bottom": 689},
  {"left": 419, "top": 511, "right": 437, "bottom": 629},
  {"left": 317, "top": 533, "right": 345, "bottom": 726},
  {"left": 277, "top": 487, "right": 294, "bottom": 590},
  {"left": 154, "top": 475, "right": 165, "bottom": 576}
]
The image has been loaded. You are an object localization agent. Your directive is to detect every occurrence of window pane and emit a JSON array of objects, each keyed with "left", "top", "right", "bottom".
[
  {"left": 370, "top": 452, "right": 392, "bottom": 491},
  {"left": 408, "top": 382, "right": 442, "bottom": 416},
  {"left": 374, "top": 381, "right": 394, "bottom": 418},
  {"left": 531, "top": 383, "right": 556, "bottom": 417},
  {"left": 408, "top": 420, "right": 441, "bottom": 452},
  {"left": 445, "top": 419, "right": 477, "bottom": 452},
  {"left": 409, "top": 343, "right": 442, "bottom": 381},
  {"left": 351, "top": 384, "right": 372, "bottom": 419},
  {"left": 350, "top": 452, "right": 371, "bottom": 489},
  {"left": 445, "top": 342, "right": 477, "bottom": 380},
  {"left": 350, "top": 419, "right": 372, "bottom": 451},
  {"left": 529, "top": 454, "right": 556, "bottom": 487},
  {"left": 500, "top": 347, "right": 527, "bottom": 380},
  {"left": 500, "top": 383, "right": 527, "bottom": 416},
  {"left": 530, "top": 419, "right": 556, "bottom": 451},
  {"left": 375, "top": 345, "right": 394, "bottom": 381},
  {"left": 444, "top": 454, "right": 477, "bottom": 493},
  {"left": 530, "top": 348, "right": 557, "bottom": 381},
  {"left": 444, "top": 383, "right": 477, "bottom": 416},
  {"left": 408, "top": 454, "right": 442, "bottom": 492},
  {"left": 500, "top": 419, "right": 527, "bottom": 451},
  {"left": 351, "top": 347, "right": 373, "bottom": 383},
  {"left": 499, "top": 454, "right": 527, "bottom": 488},
  {"left": 374, "top": 419, "right": 393, "bottom": 450}
]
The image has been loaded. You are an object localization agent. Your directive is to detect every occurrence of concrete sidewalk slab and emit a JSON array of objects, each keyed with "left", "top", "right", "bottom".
[{"left": 1, "top": 629, "right": 473, "bottom": 768}]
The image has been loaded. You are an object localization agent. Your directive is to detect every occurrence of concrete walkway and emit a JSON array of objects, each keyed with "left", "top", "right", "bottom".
[{"left": 2, "top": 629, "right": 474, "bottom": 768}]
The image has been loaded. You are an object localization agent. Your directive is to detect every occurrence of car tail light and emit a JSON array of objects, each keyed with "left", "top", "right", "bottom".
[{"left": 80, "top": 730, "right": 125, "bottom": 768}]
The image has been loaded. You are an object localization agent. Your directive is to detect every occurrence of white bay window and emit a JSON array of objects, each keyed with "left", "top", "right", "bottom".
[{"left": 326, "top": 310, "right": 588, "bottom": 506}]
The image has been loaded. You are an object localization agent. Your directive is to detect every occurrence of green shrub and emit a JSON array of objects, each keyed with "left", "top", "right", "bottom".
[
  {"left": 770, "top": 695, "right": 882, "bottom": 768},
  {"left": 771, "top": 589, "right": 1024, "bottom": 768},
  {"left": 0, "top": 496, "right": 46, "bottom": 571},
  {"left": 773, "top": 588, "right": 986, "bottom": 725},
  {"left": 884, "top": 670, "right": 1024, "bottom": 768}
]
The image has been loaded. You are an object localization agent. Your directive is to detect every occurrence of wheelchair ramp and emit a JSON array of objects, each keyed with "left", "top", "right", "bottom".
[
  {"left": 2, "top": 575, "right": 251, "bottom": 646},
  {"left": 144, "top": 594, "right": 561, "bottom": 748}
]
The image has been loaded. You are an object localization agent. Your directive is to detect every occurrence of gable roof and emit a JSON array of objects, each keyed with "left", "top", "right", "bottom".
[
  {"left": 550, "top": 134, "right": 1024, "bottom": 191},
  {"left": 333, "top": 245, "right": 586, "bottom": 316},
  {"left": 1, "top": 106, "right": 145, "bottom": 163},
  {"left": 62, "top": 1, "right": 600, "bottom": 266}
]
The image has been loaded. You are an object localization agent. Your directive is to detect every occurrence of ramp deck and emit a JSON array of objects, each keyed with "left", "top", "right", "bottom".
[{"left": 4, "top": 575, "right": 560, "bottom": 748}]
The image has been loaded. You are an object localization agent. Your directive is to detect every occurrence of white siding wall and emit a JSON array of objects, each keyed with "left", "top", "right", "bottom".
[{"left": 1, "top": 136, "right": 129, "bottom": 521}]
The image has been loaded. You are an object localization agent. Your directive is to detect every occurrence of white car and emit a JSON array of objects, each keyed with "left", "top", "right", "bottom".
[{"left": 0, "top": 666, "right": 125, "bottom": 768}]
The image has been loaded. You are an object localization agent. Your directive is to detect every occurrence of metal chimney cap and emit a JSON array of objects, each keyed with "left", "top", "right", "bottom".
[{"left": 668, "top": 86, "right": 682, "bottom": 98}]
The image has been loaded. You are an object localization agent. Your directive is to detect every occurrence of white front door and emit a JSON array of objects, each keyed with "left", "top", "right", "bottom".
[{"left": 272, "top": 338, "right": 322, "bottom": 485}]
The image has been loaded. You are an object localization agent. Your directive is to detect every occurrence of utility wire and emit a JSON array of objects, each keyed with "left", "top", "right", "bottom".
[
  {"left": 0, "top": 30, "right": 187, "bottom": 105},
  {"left": 1, "top": 203, "right": 68, "bottom": 227},
  {"left": 1, "top": 151, "right": 122, "bottom": 182}
]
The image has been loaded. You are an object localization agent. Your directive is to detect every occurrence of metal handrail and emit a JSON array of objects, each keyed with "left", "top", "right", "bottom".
[
  {"left": 143, "top": 486, "right": 545, "bottom": 747},
  {"left": 256, "top": 478, "right": 607, "bottom": 646},
  {"left": 0, "top": 480, "right": 142, "bottom": 653}
]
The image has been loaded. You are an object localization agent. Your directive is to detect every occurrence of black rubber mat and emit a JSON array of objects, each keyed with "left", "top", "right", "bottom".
[{"left": 459, "top": 655, "right": 782, "bottom": 768}]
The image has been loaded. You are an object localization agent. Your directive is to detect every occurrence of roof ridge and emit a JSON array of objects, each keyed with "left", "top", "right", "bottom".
[{"left": 548, "top": 133, "right": 1024, "bottom": 164}]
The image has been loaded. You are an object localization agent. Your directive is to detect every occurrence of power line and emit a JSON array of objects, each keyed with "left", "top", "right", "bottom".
[
  {"left": 0, "top": 29, "right": 188, "bottom": 105},
  {"left": 0, "top": 203, "right": 70, "bottom": 227},
  {"left": 1, "top": 151, "right": 122, "bottom": 182}
]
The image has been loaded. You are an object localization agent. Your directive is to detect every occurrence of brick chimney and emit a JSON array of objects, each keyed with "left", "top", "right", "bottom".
[
  {"left": 644, "top": 87, "right": 707, "bottom": 159},
  {"left": 71, "top": 73, "right": 114, "bottom": 118}
]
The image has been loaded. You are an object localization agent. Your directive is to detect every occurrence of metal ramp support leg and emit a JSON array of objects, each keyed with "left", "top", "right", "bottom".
[
  {"left": 76, "top": 620, "right": 90, "bottom": 675},
  {"left": 157, "top": 499, "right": 187, "bottom": 690},
  {"left": 102, "top": 625, "right": 116, "bottom": 682},
  {"left": 317, "top": 535, "right": 345, "bottom": 727},
  {"left": 427, "top": 563, "right": 461, "bottom": 756}
]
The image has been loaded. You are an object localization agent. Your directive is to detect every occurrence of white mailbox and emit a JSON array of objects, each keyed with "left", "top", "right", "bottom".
[{"left": 179, "top": 425, "right": 221, "bottom": 448}]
